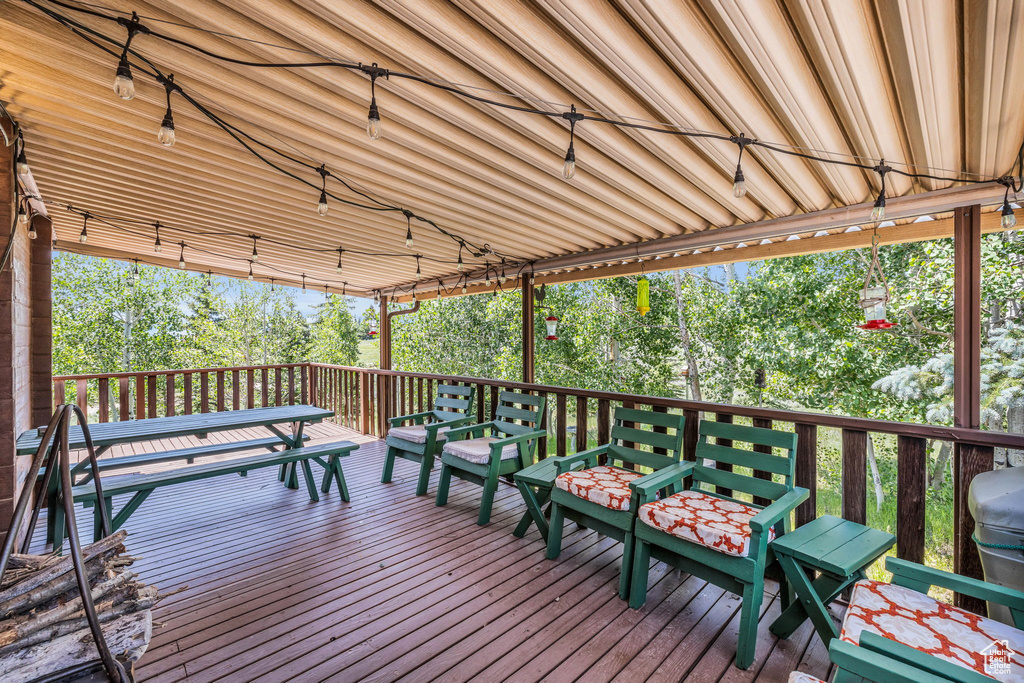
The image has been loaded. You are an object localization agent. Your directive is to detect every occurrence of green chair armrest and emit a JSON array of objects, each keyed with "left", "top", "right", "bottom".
[
  {"left": 851, "top": 632, "right": 994, "bottom": 683},
  {"left": 553, "top": 445, "right": 609, "bottom": 473},
  {"left": 629, "top": 461, "right": 694, "bottom": 502},
  {"left": 426, "top": 415, "right": 474, "bottom": 432},
  {"left": 749, "top": 487, "right": 809, "bottom": 533},
  {"left": 886, "top": 556, "right": 1024, "bottom": 623},
  {"left": 445, "top": 421, "right": 494, "bottom": 441},
  {"left": 829, "top": 636, "right": 979, "bottom": 683},
  {"left": 491, "top": 429, "right": 546, "bottom": 449},
  {"left": 388, "top": 411, "right": 434, "bottom": 427}
]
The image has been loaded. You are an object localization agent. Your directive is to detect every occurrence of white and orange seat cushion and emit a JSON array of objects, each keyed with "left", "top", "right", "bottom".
[
  {"left": 636, "top": 490, "right": 774, "bottom": 557},
  {"left": 442, "top": 437, "right": 519, "bottom": 464},
  {"left": 387, "top": 424, "right": 450, "bottom": 444},
  {"left": 554, "top": 465, "right": 643, "bottom": 511},
  {"left": 840, "top": 579, "right": 1024, "bottom": 682},
  {"left": 786, "top": 673, "right": 824, "bottom": 683}
]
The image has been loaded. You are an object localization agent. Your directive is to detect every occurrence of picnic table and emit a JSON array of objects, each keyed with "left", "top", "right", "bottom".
[{"left": 17, "top": 405, "right": 347, "bottom": 543}]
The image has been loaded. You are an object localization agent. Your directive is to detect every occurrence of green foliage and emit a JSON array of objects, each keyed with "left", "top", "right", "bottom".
[{"left": 309, "top": 295, "right": 360, "bottom": 366}]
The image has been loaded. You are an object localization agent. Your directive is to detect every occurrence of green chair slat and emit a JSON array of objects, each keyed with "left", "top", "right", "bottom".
[
  {"left": 607, "top": 444, "right": 678, "bottom": 472},
  {"left": 698, "top": 442, "right": 793, "bottom": 475},
  {"left": 692, "top": 463, "right": 790, "bottom": 502},
  {"left": 433, "top": 409, "right": 468, "bottom": 422},
  {"left": 438, "top": 384, "right": 473, "bottom": 397},
  {"left": 613, "top": 407, "right": 683, "bottom": 430},
  {"left": 435, "top": 396, "right": 471, "bottom": 410},
  {"left": 611, "top": 425, "right": 681, "bottom": 452},
  {"left": 700, "top": 419, "right": 798, "bottom": 451},
  {"left": 493, "top": 419, "right": 535, "bottom": 436},
  {"left": 496, "top": 406, "right": 542, "bottom": 424},
  {"left": 498, "top": 390, "right": 545, "bottom": 407}
]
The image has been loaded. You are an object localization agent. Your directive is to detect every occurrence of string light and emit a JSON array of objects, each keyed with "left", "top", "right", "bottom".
[
  {"left": 316, "top": 165, "right": 329, "bottom": 216},
  {"left": 561, "top": 105, "right": 584, "bottom": 180},
  {"left": 336, "top": 247, "right": 343, "bottom": 273},
  {"left": 205, "top": 270, "right": 212, "bottom": 286},
  {"left": 131, "top": 259, "right": 139, "bottom": 280},
  {"left": 269, "top": 277, "right": 275, "bottom": 291},
  {"left": 247, "top": 261, "right": 254, "bottom": 280},
  {"left": 301, "top": 273, "right": 306, "bottom": 291},
  {"left": 362, "top": 63, "right": 386, "bottom": 140},
  {"left": 457, "top": 247, "right": 464, "bottom": 271},
  {"left": 415, "top": 255, "right": 422, "bottom": 280},
  {"left": 177, "top": 241, "right": 185, "bottom": 268},
  {"left": 871, "top": 161, "right": 891, "bottom": 221},
  {"left": 250, "top": 235, "right": 260, "bottom": 263},
  {"left": 403, "top": 210, "right": 414, "bottom": 248},
  {"left": 78, "top": 213, "right": 89, "bottom": 243},
  {"left": 1001, "top": 186, "right": 1018, "bottom": 230},
  {"left": 156, "top": 73, "right": 177, "bottom": 146},
  {"left": 15, "top": 140, "right": 29, "bottom": 176},
  {"left": 731, "top": 134, "right": 753, "bottom": 198},
  {"left": 112, "top": 12, "right": 146, "bottom": 100},
  {"left": 153, "top": 222, "right": 162, "bottom": 252},
  {"left": 17, "top": 203, "right": 28, "bottom": 226}
]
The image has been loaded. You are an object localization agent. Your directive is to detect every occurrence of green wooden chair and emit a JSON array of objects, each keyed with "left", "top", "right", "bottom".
[
  {"left": 626, "top": 419, "right": 808, "bottom": 670},
  {"left": 546, "top": 407, "right": 685, "bottom": 600},
  {"left": 381, "top": 384, "right": 475, "bottom": 495},
  {"left": 435, "top": 390, "right": 547, "bottom": 525}
]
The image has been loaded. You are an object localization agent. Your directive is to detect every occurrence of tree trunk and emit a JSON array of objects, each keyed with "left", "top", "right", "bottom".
[
  {"left": 989, "top": 411, "right": 1009, "bottom": 468},
  {"left": 1007, "top": 404, "right": 1024, "bottom": 467},
  {"left": 866, "top": 433, "right": 885, "bottom": 511},
  {"left": 671, "top": 270, "right": 702, "bottom": 401},
  {"left": 929, "top": 440, "right": 953, "bottom": 491}
]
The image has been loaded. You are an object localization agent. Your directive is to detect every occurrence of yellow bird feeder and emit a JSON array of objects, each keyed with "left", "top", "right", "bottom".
[{"left": 637, "top": 276, "right": 650, "bottom": 316}]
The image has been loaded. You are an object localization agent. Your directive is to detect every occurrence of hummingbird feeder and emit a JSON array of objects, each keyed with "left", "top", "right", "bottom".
[{"left": 857, "top": 234, "right": 897, "bottom": 330}]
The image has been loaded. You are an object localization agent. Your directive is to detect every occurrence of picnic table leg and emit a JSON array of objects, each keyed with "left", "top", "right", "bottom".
[
  {"left": 299, "top": 460, "right": 319, "bottom": 502},
  {"left": 93, "top": 497, "right": 113, "bottom": 542},
  {"left": 513, "top": 483, "right": 550, "bottom": 541},
  {"left": 281, "top": 421, "right": 307, "bottom": 489}
]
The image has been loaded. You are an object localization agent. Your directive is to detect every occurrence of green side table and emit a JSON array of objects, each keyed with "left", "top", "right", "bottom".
[
  {"left": 769, "top": 515, "right": 895, "bottom": 646},
  {"left": 512, "top": 457, "right": 563, "bottom": 542}
]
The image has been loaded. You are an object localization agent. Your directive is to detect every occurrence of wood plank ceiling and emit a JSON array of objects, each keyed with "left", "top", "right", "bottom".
[{"left": 2, "top": 0, "right": 1022, "bottom": 296}]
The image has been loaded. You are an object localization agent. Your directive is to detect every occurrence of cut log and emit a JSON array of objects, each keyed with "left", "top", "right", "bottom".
[
  {"left": 0, "top": 555, "right": 110, "bottom": 618},
  {"left": 0, "top": 532, "right": 126, "bottom": 600},
  {"left": 0, "top": 611, "right": 152, "bottom": 683}
]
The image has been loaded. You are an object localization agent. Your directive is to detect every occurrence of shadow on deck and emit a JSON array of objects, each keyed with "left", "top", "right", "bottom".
[{"left": 34, "top": 422, "right": 832, "bottom": 682}]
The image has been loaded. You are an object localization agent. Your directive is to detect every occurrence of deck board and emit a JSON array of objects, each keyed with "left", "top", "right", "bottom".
[{"left": 29, "top": 422, "right": 833, "bottom": 682}]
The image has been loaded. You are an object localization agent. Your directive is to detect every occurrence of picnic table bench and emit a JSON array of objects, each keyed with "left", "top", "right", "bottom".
[{"left": 60, "top": 440, "right": 358, "bottom": 541}]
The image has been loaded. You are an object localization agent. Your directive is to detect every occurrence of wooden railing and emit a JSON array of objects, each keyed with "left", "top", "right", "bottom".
[{"left": 55, "top": 362, "right": 1024, "bottom": 611}]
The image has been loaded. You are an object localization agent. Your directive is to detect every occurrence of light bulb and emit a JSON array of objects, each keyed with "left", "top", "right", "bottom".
[
  {"left": 562, "top": 148, "right": 576, "bottom": 180},
  {"left": 462, "top": 285, "right": 467, "bottom": 294},
  {"left": 405, "top": 225, "right": 414, "bottom": 248},
  {"left": 317, "top": 191, "right": 329, "bottom": 216},
  {"left": 27, "top": 225, "right": 37, "bottom": 240},
  {"left": 113, "top": 58, "right": 135, "bottom": 100},
  {"left": 485, "top": 277, "right": 492, "bottom": 286},
  {"left": 457, "top": 257, "right": 464, "bottom": 271},
  {"left": 732, "top": 169, "right": 747, "bottom": 198},
  {"left": 154, "top": 239, "right": 162, "bottom": 253},
  {"left": 78, "top": 230, "right": 87, "bottom": 244},
  {"left": 1002, "top": 202, "right": 1017, "bottom": 230},
  {"left": 248, "top": 265, "right": 254, "bottom": 281},
  {"left": 178, "top": 258, "right": 185, "bottom": 268},
  {"left": 251, "top": 246, "right": 259, "bottom": 263},
  {"left": 15, "top": 150, "right": 29, "bottom": 176},
  {"left": 158, "top": 114, "right": 175, "bottom": 146},
  {"left": 367, "top": 99, "right": 382, "bottom": 140},
  {"left": 870, "top": 200, "right": 886, "bottom": 221},
  {"left": 17, "top": 206, "right": 27, "bottom": 225}
]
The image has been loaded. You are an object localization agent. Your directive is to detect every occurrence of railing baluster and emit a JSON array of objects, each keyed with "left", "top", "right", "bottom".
[
  {"left": 300, "top": 365, "right": 308, "bottom": 404},
  {"left": 274, "top": 368, "right": 283, "bottom": 406},
  {"left": 795, "top": 423, "right": 818, "bottom": 527},
  {"left": 556, "top": 394, "right": 567, "bottom": 458},
  {"left": 98, "top": 378, "right": 109, "bottom": 423},
  {"left": 575, "top": 396, "right": 588, "bottom": 453},
  {"left": 652, "top": 405, "right": 669, "bottom": 456},
  {"left": 231, "top": 369, "right": 240, "bottom": 411},
  {"left": 75, "top": 379, "right": 88, "bottom": 420},
  {"left": 954, "top": 442, "right": 994, "bottom": 613},
  {"left": 135, "top": 374, "right": 145, "bottom": 419},
  {"left": 147, "top": 374, "right": 157, "bottom": 418},
  {"left": 183, "top": 372, "right": 193, "bottom": 415},
  {"left": 417, "top": 378, "right": 424, "bottom": 413},
  {"left": 54, "top": 379, "right": 65, "bottom": 411},
  {"left": 714, "top": 413, "right": 734, "bottom": 497},
  {"left": 200, "top": 372, "right": 210, "bottom": 413},
  {"left": 897, "top": 435, "right": 927, "bottom": 565},
  {"left": 288, "top": 366, "right": 296, "bottom": 405},
  {"left": 597, "top": 399, "right": 610, "bottom": 465},
  {"left": 216, "top": 371, "right": 226, "bottom": 412},
  {"left": 752, "top": 417, "right": 774, "bottom": 507},
  {"left": 261, "top": 367, "right": 270, "bottom": 408},
  {"left": 118, "top": 377, "right": 129, "bottom": 421},
  {"left": 165, "top": 373, "right": 176, "bottom": 417},
  {"left": 246, "top": 369, "right": 255, "bottom": 409},
  {"left": 538, "top": 393, "right": 549, "bottom": 459},
  {"left": 842, "top": 429, "right": 868, "bottom": 525}
]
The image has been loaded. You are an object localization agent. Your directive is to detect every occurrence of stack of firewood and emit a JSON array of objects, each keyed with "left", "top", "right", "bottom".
[{"left": 0, "top": 530, "right": 159, "bottom": 682}]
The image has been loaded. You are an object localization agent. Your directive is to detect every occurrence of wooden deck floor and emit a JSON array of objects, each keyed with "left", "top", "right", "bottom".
[{"left": 35, "top": 422, "right": 833, "bottom": 682}]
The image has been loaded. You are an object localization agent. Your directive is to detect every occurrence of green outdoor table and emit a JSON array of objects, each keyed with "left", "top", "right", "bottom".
[
  {"left": 17, "top": 404, "right": 334, "bottom": 542},
  {"left": 769, "top": 514, "right": 895, "bottom": 646},
  {"left": 512, "top": 457, "right": 563, "bottom": 542}
]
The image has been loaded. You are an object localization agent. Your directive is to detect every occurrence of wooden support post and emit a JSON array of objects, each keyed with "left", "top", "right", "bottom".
[
  {"left": 379, "top": 298, "right": 391, "bottom": 371},
  {"left": 952, "top": 204, "right": 990, "bottom": 612},
  {"left": 842, "top": 429, "right": 867, "bottom": 525},
  {"left": 522, "top": 279, "right": 535, "bottom": 383}
]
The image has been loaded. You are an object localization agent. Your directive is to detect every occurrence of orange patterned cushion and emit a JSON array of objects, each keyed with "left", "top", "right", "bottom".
[
  {"left": 787, "top": 673, "right": 825, "bottom": 683},
  {"left": 841, "top": 580, "right": 1024, "bottom": 682},
  {"left": 554, "top": 465, "right": 643, "bottom": 511},
  {"left": 637, "top": 490, "right": 774, "bottom": 556}
]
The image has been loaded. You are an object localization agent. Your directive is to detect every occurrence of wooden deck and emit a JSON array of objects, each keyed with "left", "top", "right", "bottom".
[{"left": 33, "top": 422, "right": 833, "bottom": 682}]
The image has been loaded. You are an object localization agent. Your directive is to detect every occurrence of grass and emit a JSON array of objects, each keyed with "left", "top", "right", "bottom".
[{"left": 357, "top": 339, "right": 378, "bottom": 367}]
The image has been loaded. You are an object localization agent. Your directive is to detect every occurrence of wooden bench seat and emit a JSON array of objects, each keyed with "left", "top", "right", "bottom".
[
  {"left": 60, "top": 440, "right": 359, "bottom": 542},
  {"left": 64, "top": 435, "right": 311, "bottom": 484}
]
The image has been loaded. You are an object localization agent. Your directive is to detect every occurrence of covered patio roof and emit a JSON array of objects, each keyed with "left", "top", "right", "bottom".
[{"left": 3, "top": 0, "right": 1023, "bottom": 297}]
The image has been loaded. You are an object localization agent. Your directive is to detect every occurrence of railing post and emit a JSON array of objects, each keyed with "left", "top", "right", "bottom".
[
  {"left": 795, "top": 423, "right": 817, "bottom": 527},
  {"left": 841, "top": 429, "right": 867, "bottom": 525},
  {"left": 308, "top": 364, "right": 317, "bottom": 406},
  {"left": 165, "top": 373, "right": 176, "bottom": 417},
  {"left": 118, "top": 377, "right": 129, "bottom": 421},
  {"left": 714, "top": 413, "right": 734, "bottom": 497},
  {"left": 896, "top": 435, "right": 926, "bottom": 564},
  {"left": 98, "top": 378, "right": 109, "bottom": 423},
  {"left": 555, "top": 394, "right": 567, "bottom": 458},
  {"left": 752, "top": 417, "right": 774, "bottom": 507}
]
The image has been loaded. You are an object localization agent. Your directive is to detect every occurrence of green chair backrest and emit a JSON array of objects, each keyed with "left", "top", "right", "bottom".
[
  {"left": 692, "top": 420, "right": 797, "bottom": 504},
  {"left": 493, "top": 390, "right": 546, "bottom": 437},
  {"left": 431, "top": 384, "right": 474, "bottom": 422},
  {"left": 606, "top": 407, "right": 685, "bottom": 471}
]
